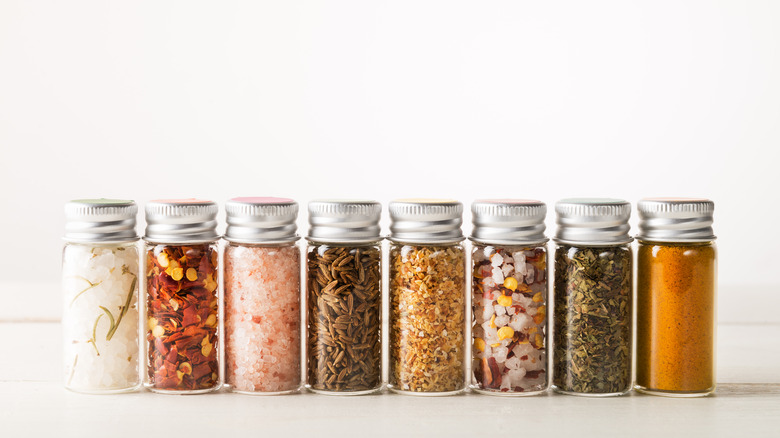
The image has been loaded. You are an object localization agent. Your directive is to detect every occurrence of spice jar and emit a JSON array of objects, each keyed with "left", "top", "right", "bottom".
[
  {"left": 224, "top": 197, "right": 302, "bottom": 395},
  {"left": 635, "top": 198, "right": 717, "bottom": 397},
  {"left": 388, "top": 199, "right": 467, "bottom": 395},
  {"left": 306, "top": 200, "right": 382, "bottom": 395},
  {"left": 552, "top": 198, "right": 633, "bottom": 397},
  {"left": 62, "top": 199, "right": 141, "bottom": 394},
  {"left": 144, "top": 199, "right": 220, "bottom": 394},
  {"left": 470, "top": 200, "right": 549, "bottom": 395}
]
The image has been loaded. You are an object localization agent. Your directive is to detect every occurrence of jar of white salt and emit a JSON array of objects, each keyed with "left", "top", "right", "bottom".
[
  {"left": 62, "top": 199, "right": 141, "bottom": 393},
  {"left": 223, "top": 197, "right": 302, "bottom": 395},
  {"left": 470, "top": 200, "right": 549, "bottom": 396}
]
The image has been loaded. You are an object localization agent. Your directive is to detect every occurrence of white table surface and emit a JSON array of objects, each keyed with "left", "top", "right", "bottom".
[{"left": 1, "top": 322, "right": 778, "bottom": 437}]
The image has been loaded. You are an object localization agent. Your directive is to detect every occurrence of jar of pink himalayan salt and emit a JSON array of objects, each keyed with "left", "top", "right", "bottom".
[{"left": 223, "top": 197, "right": 302, "bottom": 395}]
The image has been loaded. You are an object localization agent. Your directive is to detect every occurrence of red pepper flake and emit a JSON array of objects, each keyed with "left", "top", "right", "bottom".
[{"left": 147, "top": 244, "right": 219, "bottom": 391}]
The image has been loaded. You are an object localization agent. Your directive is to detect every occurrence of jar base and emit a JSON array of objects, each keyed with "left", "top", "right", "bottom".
[
  {"left": 552, "top": 386, "right": 630, "bottom": 397},
  {"left": 387, "top": 385, "right": 465, "bottom": 397},
  {"left": 145, "top": 384, "right": 220, "bottom": 395},
  {"left": 226, "top": 385, "right": 302, "bottom": 396},
  {"left": 65, "top": 384, "right": 141, "bottom": 395},
  {"left": 306, "top": 385, "right": 383, "bottom": 396},
  {"left": 470, "top": 385, "right": 548, "bottom": 396},
  {"left": 635, "top": 384, "right": 715, "bottom": 398}
]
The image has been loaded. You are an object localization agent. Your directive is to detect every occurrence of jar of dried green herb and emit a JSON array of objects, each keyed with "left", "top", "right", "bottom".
[
  {"left": 636, "top": 198, "right": 717, "bottom": 397},
  {"left": 470, "top": 200, "right": 549, "bottom": 396},
  {"left": 388, "top": 199, "right": 467, "bottom": 396},
  {"left": 306, "top": 200, "right": 382, "bottom": 395},
  {"left": 552, "top": 198, "right": 633, "bottom": 397}
]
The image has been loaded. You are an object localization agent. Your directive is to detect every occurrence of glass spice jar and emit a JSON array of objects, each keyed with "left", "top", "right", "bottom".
[
  {"left": 62, "top": 199, "right": 141, "bottom": 394},
  {"left": 144, "top": 199, "right": 220, "bottom": 394},
  {"left": 224, "top": 197, "right": 302, "bottom": 395},
  {"left": 552, "top": 198, "right": 633, "bottom": 397},
  {"left": 470, "top": 200, "right": 549, "bottom": 396},
  {"left": 306, "top": 200, "right": 383, "bottom": 395},
  {"left": 635, "top": 198, "right": 717, "bottom": 397},
  {"left": 388, "top": 199, "right": 467, "bottom": 396}
]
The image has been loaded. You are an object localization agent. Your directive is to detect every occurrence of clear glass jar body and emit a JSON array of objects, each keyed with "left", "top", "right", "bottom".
[
  {"left": 471, "top": 243, "right": 548, "bottom": 395},
  {"left": 388, "top": 242, "right": 467, "bottom": 395},
  {"left": 306, "top": 241, "right": 382, "bottom": 394},
  {"left": 224, "top": 241, "right": 302, "bottom": 395},
  {"left": 553, "top": 243, "right": 632, "bottom": 396},
  {"left": 145, "top": 241, "right": 220, "bottom": 393},
  {"left": 636, "top": 240, "right": 717, "bottom": 397},
  {"left": 62, "top": 241, "right": 141, "bottom": 393}
]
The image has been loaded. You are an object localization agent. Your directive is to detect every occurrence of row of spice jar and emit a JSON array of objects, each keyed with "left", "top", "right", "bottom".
[{"left": 62, "top": 197, "right": 716, "bottom": 398}]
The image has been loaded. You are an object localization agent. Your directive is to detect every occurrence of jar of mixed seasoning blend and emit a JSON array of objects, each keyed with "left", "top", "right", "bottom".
[
  {"left": 62, "top": 199, "right": 141, "bottom": 394},
  {"left": 144, "top": 199, "right": 220, "bottom": 394},
  {"left": 388, "top": 199, "right": 467, "bottom": 396},
  {"left": 306, "top": 200, "right": 382, "bottom": 395},
  {"left": 470, "top": 200, "right": 549, "bottom": 395},
  {"left": 224, "top": 197, "right": 302, "bottom": 395},
  {"left": 636, "top": 198, "right": 717, "bottom": 397},
  {"left": 552, "top": 198, "right": 633, "bottom": 397}
]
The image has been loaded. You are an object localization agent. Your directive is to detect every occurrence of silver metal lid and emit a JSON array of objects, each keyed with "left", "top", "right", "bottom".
[
  {"left": 389, "top": 199, "right": 463, "bottom": 244},
  {"left": 144, "top": 199, "right": 219, "bottom": 244},
  {"left": 554, "top": 198, "right": 632, "bottom": 246},
  {"left": 637, "top": 198, "right": 716, "bottom": 242},
  {"left": 471, "top": 199, "right": 547, "bottom": 245},
  {"left": 224, "top": 197, "right": 299, "bottom": 244},
  {"left": 64, "top": 199, "right": 138, "bottom": 243},
  {"left": 307, "top": 199, "right": 381, "bottom": 243}
]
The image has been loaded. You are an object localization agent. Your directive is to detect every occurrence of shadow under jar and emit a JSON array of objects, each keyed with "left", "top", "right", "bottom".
[
  {"left": 470, "top": 200, "right": 549, "bottom": 396},
  {"left": 388, "top": 199, "right": 467, "bottom": 396},
  {"left": 223, "top": 197, "right": 302, "bottom": 395},
  {"left": 144, "top": 199, "right": 220, "bottom": 394},
  {"left": 635, "top": 198, "right": 717, "bottom": 397},
  {"left": 552, "top": 198, "right": 633, "bottom": 397},
  {"left": 305, "top": 200, "right": 383, "bottom": 395},
  {"left": 62, "top": 199, "right": 141, "bottom": 394}
]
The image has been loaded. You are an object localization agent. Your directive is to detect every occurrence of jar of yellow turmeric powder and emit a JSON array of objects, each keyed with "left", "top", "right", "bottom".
[{"left": 636, "top": 198, "right": 717, "bottom": 397}]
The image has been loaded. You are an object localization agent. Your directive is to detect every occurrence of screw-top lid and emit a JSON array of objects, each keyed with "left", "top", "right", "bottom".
[
  {"left": 389, "top": 199, "right": 463, "bottom": 244},
  {"left": 637, "top": 198, "right": 715, "bottom": 242},
  {"left": 471, "top": 199, "right": 547, "bottom": 245},
  {"left": 307, "top": 199, "right": 381, "bottom": 243},
  {"left": 64, "top": 198, "right": 138, "bottom": 243},
  {"left": 144, "top": 199, "right": 219, "bottom": 244},
  {"left": 554, "top": 198, "right": 632, "bottom": 246},
  {"left": 224, "top": 197, "right": 299, "bottom": 244}
]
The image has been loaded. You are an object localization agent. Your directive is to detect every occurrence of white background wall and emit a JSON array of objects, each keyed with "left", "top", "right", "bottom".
[{"left": 1, "top": 1, "right": 778, "bottom": 320}]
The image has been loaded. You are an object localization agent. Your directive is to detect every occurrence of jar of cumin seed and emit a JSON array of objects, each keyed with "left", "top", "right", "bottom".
[
  {"left": 388, "top": 199, "right": 467, "bottom": 396},
  {"left": 635, "top": 198, "right": 717, "bottom": 397},
  {"left": 306, "top": 200, "right": 382, "bottom": 395},
  {"left": 552, "top": 198, "right": 633, "bottom": 397}
]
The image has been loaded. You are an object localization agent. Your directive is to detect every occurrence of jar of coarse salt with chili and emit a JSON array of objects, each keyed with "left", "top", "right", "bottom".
[
  {"left": 470, "top": 200, "right": 549, "bottom": 396},
  {"left": 62, "top": 199, "right": 141, "bottom": 394},
  {"left": 224, "top": 197, "right": 302, "bottom": 395},
  {"left": 635, "top": 198, "right": 717, "bottom": 397},
  {"left": 388, "top": 199, "right": 467, "bottom": 396},
  {"left": 306, "top": 200, "right": 383, "bottom": 395},
  {"left": 144, "top": 199, "right": 220, "bottom": 394}
]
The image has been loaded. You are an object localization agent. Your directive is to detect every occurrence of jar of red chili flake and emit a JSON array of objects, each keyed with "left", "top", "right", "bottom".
[{"left": 144, "top": 199, "right": 220, "bottom": 394}]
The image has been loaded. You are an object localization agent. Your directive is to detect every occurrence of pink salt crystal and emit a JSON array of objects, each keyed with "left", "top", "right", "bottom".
[{"left": 224, "top": 244, "right": 301, "bottom": 393}]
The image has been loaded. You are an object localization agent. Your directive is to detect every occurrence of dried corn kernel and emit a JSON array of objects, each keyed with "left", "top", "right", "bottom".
[
  {"left": 474, "top": 338, "right": 486, "bottom": 352},
  {"left": 497, "top": 295, "right": 513, "bottom": 307},
  {"left": 497, "top": 326, "right": 515, "bottom": 341},
  {"left": 503, "top": 277, "right": 518, "bottom": 291},
  {"left": 185, "top": 268, "right": 198, "bottom": 281}
]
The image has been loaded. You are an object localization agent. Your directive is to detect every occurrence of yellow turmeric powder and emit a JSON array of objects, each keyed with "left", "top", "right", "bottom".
[{"left": 636, "top": 242, "right": 716, "bottom": 395}]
